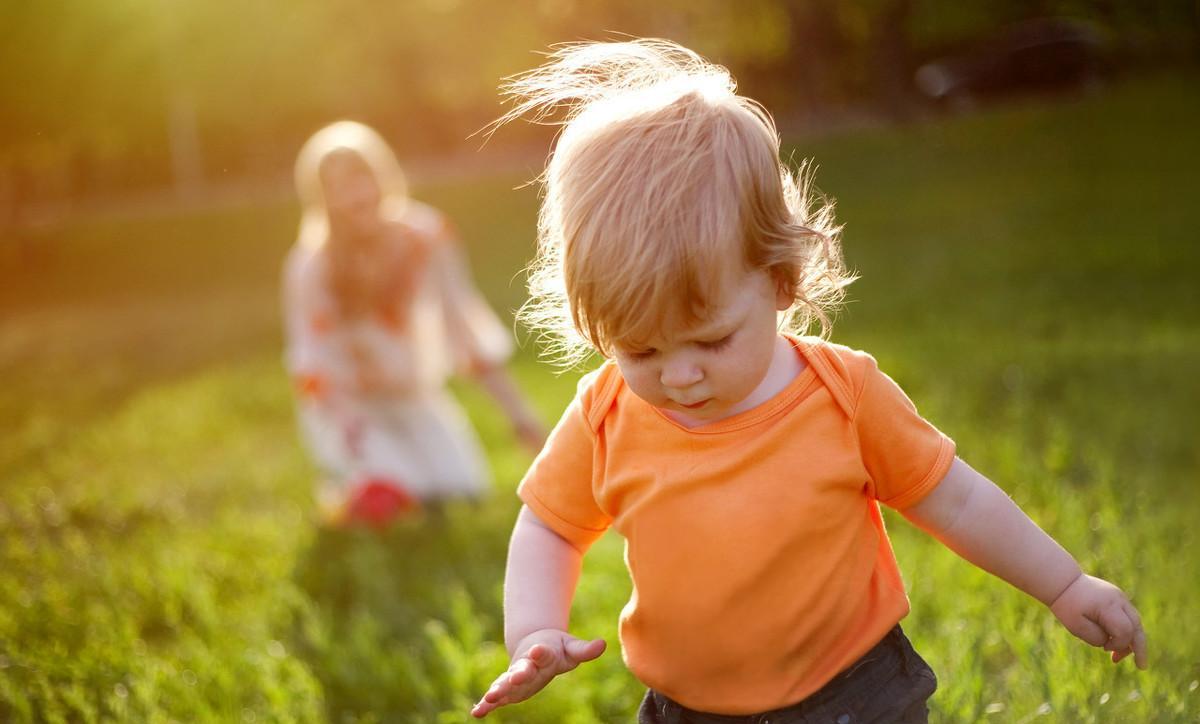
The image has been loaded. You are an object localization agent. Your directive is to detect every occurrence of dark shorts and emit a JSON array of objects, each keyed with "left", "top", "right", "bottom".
[{"left": 637, "top": 625, "right": 937, "bottom": 724}]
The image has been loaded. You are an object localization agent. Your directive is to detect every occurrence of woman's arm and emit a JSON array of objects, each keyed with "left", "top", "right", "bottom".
[
  {"left": 903, "top": 457, "right": 1148, "bottom": 668},
  {"left": 476, "top": 366, "right": 548, "bottom": 454},
  {"left": 472, "top": 506, "right": 606, "bottom": 718}
]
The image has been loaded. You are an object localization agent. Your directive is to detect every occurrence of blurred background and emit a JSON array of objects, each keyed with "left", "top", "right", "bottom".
[
  {"left": 3, "top": 1, "right": 1197, "bottom": 215},
  {"left": 2, "top": 2, "right": 1198, "bottom": 722}
]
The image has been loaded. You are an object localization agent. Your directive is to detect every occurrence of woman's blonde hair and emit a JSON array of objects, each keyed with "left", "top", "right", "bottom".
[
  {"left": 293, "top": 120, "right": 409, "bottom": 248},
  {"left": 495, "top": 39, "right": 854, "bottom": 367}
]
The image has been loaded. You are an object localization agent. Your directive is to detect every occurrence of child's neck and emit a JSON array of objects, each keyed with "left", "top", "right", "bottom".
[
  {"left": 727, "top": 334, "right": 806, "bottom": 416},
  {"left": 669, "top": 335, "right": 805, "bottom": 427}
]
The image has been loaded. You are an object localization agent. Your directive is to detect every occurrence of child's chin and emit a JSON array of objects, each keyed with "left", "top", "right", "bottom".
[{"left": 674, "top": 401, "right": 735, "bottom": 424}]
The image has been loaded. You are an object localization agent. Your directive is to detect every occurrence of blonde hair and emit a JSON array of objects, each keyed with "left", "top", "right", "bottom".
[
  {"left": 495, "top": 39, "right": 854, "bottom": 367},
  {"left": 293, "top": 120, "right": 409, "bottom": 248}
]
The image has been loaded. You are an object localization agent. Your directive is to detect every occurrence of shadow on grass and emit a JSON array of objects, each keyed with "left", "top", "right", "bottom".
[{"left": 289, "top": 500, "right": 519, "bottom": 721}]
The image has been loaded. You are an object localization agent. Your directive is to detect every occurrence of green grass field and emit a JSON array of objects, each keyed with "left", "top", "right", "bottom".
[{"left": 2, "top": 73, "right": 1198, "bottom": 722}]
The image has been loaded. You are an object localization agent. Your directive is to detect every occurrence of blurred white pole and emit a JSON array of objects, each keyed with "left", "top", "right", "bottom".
[
  {"left": 166, "top": 90, "right": 204, "bottom": 197},
  {"left": 156, "top": 1, "right": 204, "bottom": 198}
]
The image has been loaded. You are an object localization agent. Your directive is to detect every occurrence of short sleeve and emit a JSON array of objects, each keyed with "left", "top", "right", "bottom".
[
  {"left": 517, "top": 375, "right": 612, "bottom": 551},
  {"left": 854, "top": 356, "right": 955, "bottom": 509},
  {"left": 281, "top": 244, "right": 342, "bottom": 397}
]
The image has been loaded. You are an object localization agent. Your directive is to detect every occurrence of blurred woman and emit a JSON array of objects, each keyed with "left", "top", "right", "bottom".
[{"left": 283, "top": 121, "right": 544, "bottom": 526}]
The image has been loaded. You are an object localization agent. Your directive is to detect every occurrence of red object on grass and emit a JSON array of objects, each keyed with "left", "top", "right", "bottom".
[{"left": 345, "top": 478, "right": 419, "bottom": 528}]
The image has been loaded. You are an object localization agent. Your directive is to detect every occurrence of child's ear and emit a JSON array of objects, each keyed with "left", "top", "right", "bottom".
[
  {"left": 773, "top": 270, "right": 796, "bottom": 311},
  {"left": 775, "top": 287, "right": 794, "bottom": 311}
]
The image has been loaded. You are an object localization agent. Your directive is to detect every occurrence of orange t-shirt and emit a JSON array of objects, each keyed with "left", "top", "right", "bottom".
[{"left": 517, "top": 337, "right": 956, "bottom": 715}]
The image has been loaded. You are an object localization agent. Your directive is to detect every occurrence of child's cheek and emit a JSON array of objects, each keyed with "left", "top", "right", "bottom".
[
  {"left": 630, "top": 374, "right": 666, "bottom": 407},
  {"left": 616, "top": 362, "right": 659, "bottom": 405}
]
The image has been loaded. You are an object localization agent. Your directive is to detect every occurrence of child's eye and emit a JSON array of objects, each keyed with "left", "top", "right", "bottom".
[
  {"left": 624, "top": 348, "right": 657, "bottom": 361},
  {"left": 699, "top": 334, "right": 734, "bottom": 351}
]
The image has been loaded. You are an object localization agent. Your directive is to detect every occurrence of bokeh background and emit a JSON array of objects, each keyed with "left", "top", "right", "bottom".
[{"left": 2, "top": 2, "right": 1198, "bottom": 722}]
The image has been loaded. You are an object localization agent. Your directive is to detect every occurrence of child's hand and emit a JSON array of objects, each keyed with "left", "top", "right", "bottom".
[
  {"left": 1050, "top": 573, "right": 1148, "bottom": 669},
  {"left": 471, "top": 629, "right": 606, "bottom": 718}
]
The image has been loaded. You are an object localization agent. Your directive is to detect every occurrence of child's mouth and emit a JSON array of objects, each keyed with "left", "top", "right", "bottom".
[{"left": 680, "top": 399, "right": 710, "bottom": 410}]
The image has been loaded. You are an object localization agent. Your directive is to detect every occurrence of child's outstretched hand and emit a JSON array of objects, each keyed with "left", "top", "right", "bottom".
[
  {"left": 471, "top": 629, "right": 606, "bottom": 718},
  {"left": 1050, "top": 573, "right": 1148, "bottom": 669}
]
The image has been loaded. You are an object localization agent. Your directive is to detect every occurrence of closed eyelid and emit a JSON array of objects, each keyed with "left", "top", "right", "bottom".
[
  {"left": 622, "top": 332, "right": 731, "bottom": 357},
  {"left": 621, "top": 347, "right": 657, "bottom": 360},
  {"left": 698, "top": 332, "right": 735, "bottom": 349}
]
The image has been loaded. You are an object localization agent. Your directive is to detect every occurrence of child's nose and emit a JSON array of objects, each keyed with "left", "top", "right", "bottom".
[{"left": 660, "top": 357, "right": 703, "bottom": 389}]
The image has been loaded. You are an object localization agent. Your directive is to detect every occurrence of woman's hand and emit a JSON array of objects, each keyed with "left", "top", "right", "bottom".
[
  {"left": 353, "top": 359, "right": 416, "bottom": 396},
  {"left": 1050, "top": 573, "right": 1148, "bottom": 669},
  {"left": 473, "top": 365, "right": 547, "bottom": 453},
  {"left": 471, "top": 628, "right": 606, "bottom": 718}
]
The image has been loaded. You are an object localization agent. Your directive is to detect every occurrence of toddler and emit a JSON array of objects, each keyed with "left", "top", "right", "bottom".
[{"left": 471, "top": 40, "right": 1146, "bottom": 722}]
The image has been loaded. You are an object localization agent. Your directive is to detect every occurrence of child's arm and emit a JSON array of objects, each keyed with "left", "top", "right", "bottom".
[
  {"left": 471, "top": 505, "right": 606, "bottom": 718},
  {"left": 903, "top": 457, "right": 1148, "bottom": 669}
]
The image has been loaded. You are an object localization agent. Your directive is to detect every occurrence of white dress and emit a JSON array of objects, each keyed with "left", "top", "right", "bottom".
[{"left": 282, "top": 203, "right": 512, "bottom": 501}]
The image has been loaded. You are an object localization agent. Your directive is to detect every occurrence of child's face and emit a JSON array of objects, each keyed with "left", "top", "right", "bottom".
[{"left": 612, "top": 268, "right": 792, "bottom": 426}]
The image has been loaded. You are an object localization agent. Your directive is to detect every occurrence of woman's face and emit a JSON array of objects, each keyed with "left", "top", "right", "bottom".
[{"left": 319, "top": 151, "right": 383, "bottom": 237}]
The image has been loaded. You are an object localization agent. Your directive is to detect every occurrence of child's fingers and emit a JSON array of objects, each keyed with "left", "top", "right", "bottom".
[
  {"left": 527, "top": 643, "right": 556, "bottom": 668},
  {"left": 472, "top": 689, "right": 508, "bottom": 718},
  {"left": 1097, "top": 603, "right": 1148, "bottom": 669},
  {"left": 506, "top": 654, "right": 542, "bottom": 686},
  {"left": 470, "top": 638, "right": 591, "bottom": 717},
  {"left": 1120, "top": 601, "right": 1149, "bottom": 669},
  {"left": 1098, "top": 611, "right": 1133, "bottom": 653},
  {"left": 477, "top": 665, "right": 524, "bottom": 709},
  {"left": 1131, "top": 627, "right": 1149, "bottom": 669},
  {"left": 1067, "top": 614, "right": 1109, "bottom": 647},
  {"left": 474, "top": 645, "right": 557, "bottom": 714},
  {"left": 479, "top": 674, "right": 513, "bottom": 705},
  {"left": 473, "top": 672, "right": 524, "bottom": 717},
  {"left": 473, "top": 691, "right": 515, "bottom": 718},
  {"left": 1098, "top": 602, "right": 1143, "bottom": 654},
  {"left": 1121, "top": 600, "right": 1144, "bottom": 631},
  {"left": 564, "top": 637, "right": 606, "bottom": 664}
]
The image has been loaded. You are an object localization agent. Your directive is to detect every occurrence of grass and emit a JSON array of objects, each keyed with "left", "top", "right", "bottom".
[{"left": 2, "top": 72, "right": 1198, "bottom": 722}]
